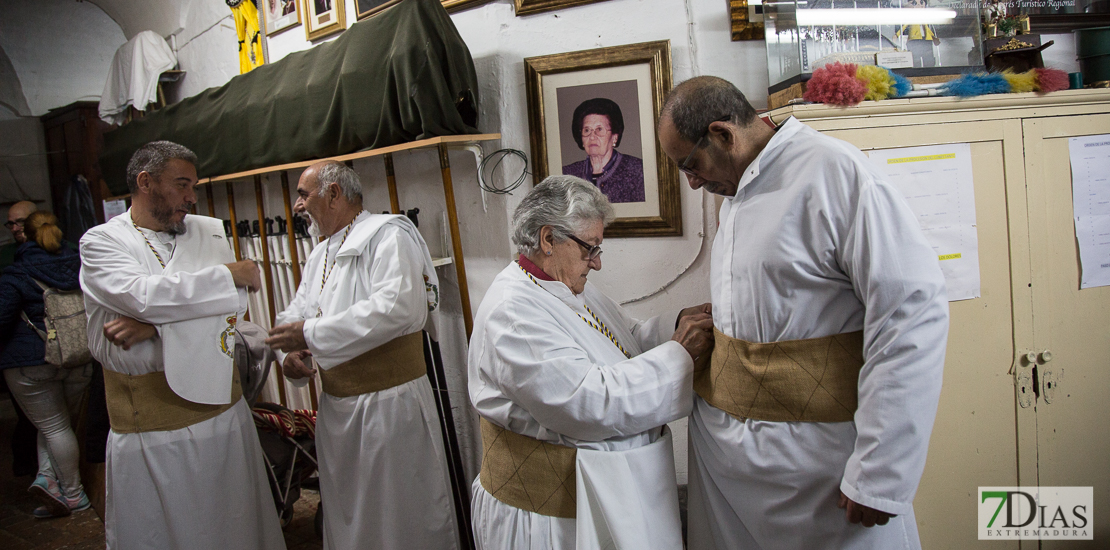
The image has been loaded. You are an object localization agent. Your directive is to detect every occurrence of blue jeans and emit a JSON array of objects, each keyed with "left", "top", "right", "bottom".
[{"left": 4, "top": 363, "right": 92, "bottom": 499}]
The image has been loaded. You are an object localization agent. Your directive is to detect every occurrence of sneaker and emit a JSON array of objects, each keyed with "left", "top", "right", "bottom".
[
  {"left": 28, "top": 475, "right": 69, "bottom": 518},
  {"left": 65, "top": 491, "right": 91, "bottom": 513}
]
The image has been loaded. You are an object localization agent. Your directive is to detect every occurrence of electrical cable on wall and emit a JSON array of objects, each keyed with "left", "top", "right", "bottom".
[
  {"left": 620, "top": 5, "right": 709, "bottom": 307},
  {"left": 477, "top": 148, "right": 529, "bottom": 195}
]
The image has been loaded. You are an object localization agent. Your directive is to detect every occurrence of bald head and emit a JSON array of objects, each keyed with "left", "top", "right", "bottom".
[
  {"left": 660, "top": 76, "right": 758, "bottom": 144},
  {"left": 6, "top": 201, "right": 37, "bottom": 243}
]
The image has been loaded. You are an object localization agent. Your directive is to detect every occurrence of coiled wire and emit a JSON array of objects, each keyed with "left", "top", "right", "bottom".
[{"left": 478, "top": 148, "right": 530, "bottom": 195}]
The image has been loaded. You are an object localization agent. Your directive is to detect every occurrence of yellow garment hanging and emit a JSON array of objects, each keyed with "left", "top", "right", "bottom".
[
  {"left": 897, "top": 24, "right": 936, "bottom": 41},
  {"left": 229, "top": 0, "right": 265, "bottom": 74}
]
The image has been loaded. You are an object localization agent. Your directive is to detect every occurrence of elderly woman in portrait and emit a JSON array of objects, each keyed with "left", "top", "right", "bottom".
[
  {"left": 562, "top": 98, "right": 646, "bottom": 203},
  {"left": 469, "top": 175, "right": 713, "bottom": 549}
]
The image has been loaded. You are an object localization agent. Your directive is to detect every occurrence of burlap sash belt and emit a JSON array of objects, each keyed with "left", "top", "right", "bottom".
[
  {"left": 479, "top": 418, "right": 577, "bottom": 519},
  {"left": 694, "top": 328, "right": 864, "bottom": 422},
  {"left": 103, "top": 368, "right": 242, "bottom": 434},
  {"left": 317, "top": 331, "right": 424, "bottom": 398}
]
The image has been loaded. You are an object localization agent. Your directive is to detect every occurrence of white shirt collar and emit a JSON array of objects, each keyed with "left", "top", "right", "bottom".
[{"left": 732, "top": 117, "right": 804, "bottom": 201}]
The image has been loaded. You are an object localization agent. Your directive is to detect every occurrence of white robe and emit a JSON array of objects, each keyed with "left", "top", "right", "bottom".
[
  {"left": 80, "top": 210, "right": 286, "bottom": 550},
  {"left": 469, "top": 261, "right": 691, "bottom": 550},
  {"left": 274, "top": 212, "right": 458, "bottom": 550},
  {"left": 687, "top": 117, "right": 950, "bottom": 550}
]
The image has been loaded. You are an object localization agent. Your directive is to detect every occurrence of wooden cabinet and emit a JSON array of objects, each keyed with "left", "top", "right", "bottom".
[
  {"left": 40, "top": 101, "right": 113, "bottom": 229},
  {"left": 769, "top": 90, "right": 1110, "bottom": 549}
]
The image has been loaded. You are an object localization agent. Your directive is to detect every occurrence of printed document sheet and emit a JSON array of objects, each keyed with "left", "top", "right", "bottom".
[
  {"left": 1069, "top": 134, "right": 1110, "bottom": 289},
  {"left": 869, "top": 143, "right": 980, "bottom": 301}
]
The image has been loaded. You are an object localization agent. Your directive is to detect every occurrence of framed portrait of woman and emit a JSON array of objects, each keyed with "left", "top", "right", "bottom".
[
  {"left": 303, "top": 0, "right": 346, "bottom": 41},
  {"left": 525, "top": 40, "right": 681, "bottom": 238}
]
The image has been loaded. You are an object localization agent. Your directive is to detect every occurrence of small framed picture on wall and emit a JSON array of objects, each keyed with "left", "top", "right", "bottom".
[
  {"left": 263, "top": 0, "right": 301, "bottom": 35},
  {"left": 303, "top": 0, "right": 346, "bottom": 41},
  {"left": 525, "top": 40, "right": 681, "bottom": 238}
]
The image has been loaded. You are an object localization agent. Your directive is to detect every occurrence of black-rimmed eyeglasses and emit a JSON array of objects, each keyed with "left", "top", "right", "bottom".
[
  {"left": 4, "top": 218, "right": 26, "bottom": 229},
  {"left": 566, "top": 234, "right": 603, "bottom": 261},
  {"left": 678, "top": 115, "right": 731, "bottom": 177}
]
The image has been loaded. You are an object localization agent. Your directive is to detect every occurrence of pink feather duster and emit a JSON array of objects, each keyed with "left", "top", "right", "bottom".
[
  {"left": 1034, "top": 68, "right": 1069, "bottom": 93},
  {"left": 804, "top": 63, "right": 867, "bottom": 106}
]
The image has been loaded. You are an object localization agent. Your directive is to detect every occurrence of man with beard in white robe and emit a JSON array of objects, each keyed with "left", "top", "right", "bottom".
[
  {"left": 80, "top": 141, "right": 287, "bottom": 549},
  {"left": 658, "top": 77, "right": 949, "bottom": 549},
  {"left": 266, "top": 161, "right": 459, "bottom": 550},
  {"left": 469, "top": 175, "right": 715, "bottom": 550}
]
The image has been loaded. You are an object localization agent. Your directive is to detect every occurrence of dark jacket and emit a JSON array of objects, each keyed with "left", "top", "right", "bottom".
[{"left": 0, "top": 241, "right": 81, "bottom": 369}]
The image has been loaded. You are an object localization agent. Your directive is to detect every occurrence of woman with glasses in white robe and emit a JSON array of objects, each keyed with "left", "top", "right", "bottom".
[{"left": 468, "top": 175, "right": 714, "bottom": 550}]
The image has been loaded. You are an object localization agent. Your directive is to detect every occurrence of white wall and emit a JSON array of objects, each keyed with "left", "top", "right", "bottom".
[
  {"left": 0, "top": 117, "right": 52, "bottom": 246},
  {"left": 0, "top": 0, "right": 125, "bottom": 116}
]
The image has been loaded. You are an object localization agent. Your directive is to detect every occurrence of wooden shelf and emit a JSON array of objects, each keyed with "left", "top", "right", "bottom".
[{"left": 198, "top": 133, "right": 501, "bottom": 184}]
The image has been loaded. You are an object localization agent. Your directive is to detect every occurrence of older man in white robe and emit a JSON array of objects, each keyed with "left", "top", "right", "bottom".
[
  {"left": 266, "top": 161, "right": 459, "bottom": 550},
  {"left": 80, "top": 141, "right": 286, "bottom": 549},
  {"left": 469, "top": 175, "right": 715, "bottom": 550},
  {"left": 658, "top": 77, "right": 949, "bottom": 550}
]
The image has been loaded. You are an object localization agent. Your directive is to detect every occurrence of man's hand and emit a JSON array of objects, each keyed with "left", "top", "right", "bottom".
[
  {"left": 282, "top": 350, "right": 316, "bottom": 380},
  {"left": 838, "top": 491, "right": 896, "bottom": 527},
  {"left": 103, "top": 317, "right": 157, "bottom": 350},
  {"left": 679, "top": 302, "right": 712, "bottom": 321},
  {"left": 266, "top": 321, "right": 307, "bottom": 352},
  {"left": 225, "top": 260, "right": 261, "bottom": 292},
  {"left": 671, "top": 313, "right": 714, "bottom": 360}
]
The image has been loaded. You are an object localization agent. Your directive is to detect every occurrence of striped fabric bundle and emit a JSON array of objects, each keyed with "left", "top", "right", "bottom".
[{"left": 252, "top": 406, "right": 317, "bottom": 439}]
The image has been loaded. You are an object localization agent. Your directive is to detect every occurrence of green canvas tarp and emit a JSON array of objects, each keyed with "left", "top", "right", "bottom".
[{"left": 99, "top": 0, "right": 479, "bottom": 195}]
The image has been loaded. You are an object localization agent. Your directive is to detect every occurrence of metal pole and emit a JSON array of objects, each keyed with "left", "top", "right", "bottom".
[
  {"left": 206, "top": 185, "right": 216, "bottom": 217},
  {"left": 384, "top": 153, "right": 401, "bottom": 214},
  {"left": 226, "top": 182, "right": 243, "bottom": 261},
  {"left": 254, "top": 175, "right": 287, "bottom": 407},
  {"left": 280, "top": 171, "right": 317, "bottom": 411},
  {"left": 280, "top": 172, "right": 303, "bottom": 286},
  {"left": 437, "top": 144, "right": 473, "bottom": 337}
]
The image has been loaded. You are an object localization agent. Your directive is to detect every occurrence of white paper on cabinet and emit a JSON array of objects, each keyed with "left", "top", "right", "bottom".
[
  {"left": 1068, "top": 134, "right": 1110, "bottom": 290},
  {"left": 867, "top": 143, "right": 980, "bottom": 301}
]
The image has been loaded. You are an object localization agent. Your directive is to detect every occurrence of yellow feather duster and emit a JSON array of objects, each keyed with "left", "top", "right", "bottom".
[
  {"left": 858, "top": 65, "right": 897, "bottom": 101},
  {"left": 1003, "top": 70, "right": 1039, "bottom": 93}
]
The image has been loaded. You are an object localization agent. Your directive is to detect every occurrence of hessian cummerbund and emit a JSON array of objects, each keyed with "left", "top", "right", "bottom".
[
  {"left": 317, "top": 331, "right": 425, "bottom": 398},
  {"left": 694, "top": 328, "right": 864, "bottom": 422},
  {"left": 479, "top": 418, "right": 578, "bottom": 519},
  {"left": 103, "top": 367, "right": 242, "bottom": 433}
]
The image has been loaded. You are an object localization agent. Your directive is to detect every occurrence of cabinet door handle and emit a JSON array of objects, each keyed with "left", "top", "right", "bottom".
[{"left": 1016, "top": 350, "right": 1036, "bottom": 408}]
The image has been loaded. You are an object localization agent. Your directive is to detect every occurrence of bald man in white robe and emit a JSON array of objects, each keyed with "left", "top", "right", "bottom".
[{"left": 268, "top": 161, "right": 459, "bottom": 550}]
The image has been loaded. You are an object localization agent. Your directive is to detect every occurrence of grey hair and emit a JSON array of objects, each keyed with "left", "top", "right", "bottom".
[
  {"left": 126, "top": 141, "right": 198, "bottom": 193},
  {"left": 512, "top": 175, "right": 614, "bottom": 257},
  {"left": 316, "top": 161, "right": 363, "bottom": 203},
  {"left": 660, "top": 76, "right": 758, "bottom": 143}
]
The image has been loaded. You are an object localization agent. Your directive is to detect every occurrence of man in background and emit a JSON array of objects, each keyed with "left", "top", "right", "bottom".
[{"left": 2, "top": 201, "right": 37, "bottom": 270}]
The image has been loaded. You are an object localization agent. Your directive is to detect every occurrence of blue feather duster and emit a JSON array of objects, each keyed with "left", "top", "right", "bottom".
[
  {"left": 889, "top": 70, "right": 913, "bottom": 98},
  {"left": 941, "top": 73, "right": 1012, "bottom": 97}
]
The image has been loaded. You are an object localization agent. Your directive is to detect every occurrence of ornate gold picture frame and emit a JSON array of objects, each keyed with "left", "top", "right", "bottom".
[
  {"left": 303, "top": 0, "right": 346, "bottom": 41},
  {"left": 263, "top": 0, "right": 302, "bottom": 36},
  {"left": 514, "top": 0, "right": 612, "bottom": 16},
  {"left": 525, "top": 40, "right": 681, "bottom": 238}
]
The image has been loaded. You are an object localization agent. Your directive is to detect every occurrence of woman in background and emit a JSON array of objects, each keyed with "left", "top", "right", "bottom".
[{"left": 0, "top": 211, "right": 92, "bottom": 518}]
